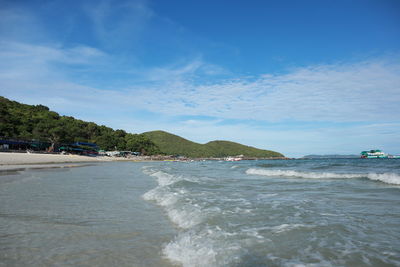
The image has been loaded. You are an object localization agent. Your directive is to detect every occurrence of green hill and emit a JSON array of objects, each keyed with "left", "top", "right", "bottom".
[{"left": 143, "top": 130, "right": 284, "bottom": 158}]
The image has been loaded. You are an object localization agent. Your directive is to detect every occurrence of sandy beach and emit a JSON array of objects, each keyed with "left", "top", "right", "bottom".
[{"left": 0, "top": 152, "right": 141, "bottom": 171}]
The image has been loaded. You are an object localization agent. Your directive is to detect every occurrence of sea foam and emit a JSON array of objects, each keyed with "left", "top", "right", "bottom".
[
  {"left": 142, "top": 168, "right": 206, "bottom": 228},
  {"left": 163, "top": 227, "right": 243, "bottom": 267},
  {"left": 246, "top": 168, "right": 400, "bottom": 185}
]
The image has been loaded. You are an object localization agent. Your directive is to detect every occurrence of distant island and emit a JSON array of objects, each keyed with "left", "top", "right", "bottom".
[
  {"left": 302, "top": 154, "right": 359, "bottom": 159},
  {"left": 0, "top": 96, "right": 283, "bottom": 158}
]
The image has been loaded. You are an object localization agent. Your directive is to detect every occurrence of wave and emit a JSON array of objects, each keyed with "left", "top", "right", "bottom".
[
  {"left": 142, "top": 169, "right": 205, "bottom": 228},
  {"left": 246, "top": 168, "right": 400, "bottom": 185},
  {"left": 164, "top": 227, "right": 233, "bottom": 267},
  {"left": 142, "top": 167, "right": 261, "bottom": 267},
  {"left": 366, "top": 173, "right": 400, "bottom": 185},
  {"left": 163, "top": 223, "right": 314, "bottom": 267},
  {"left": 164, "top": 225, "right": 262, "bottom": 267}
]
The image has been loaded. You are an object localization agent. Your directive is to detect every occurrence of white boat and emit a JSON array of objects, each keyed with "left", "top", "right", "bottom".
[{"left": 225, "top": 156, "right": 242, "bottom": 161}]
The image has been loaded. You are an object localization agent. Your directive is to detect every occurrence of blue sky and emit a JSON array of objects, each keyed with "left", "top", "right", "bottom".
[{"left": 1, "top": 0, "right": 399, "bottom": 157}]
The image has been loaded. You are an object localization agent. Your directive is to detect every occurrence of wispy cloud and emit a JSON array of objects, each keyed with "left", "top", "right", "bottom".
[
  {"left": 143, "top": 58, "right": 229, "bottom": 83},
  {"left": 1, "top": 38, "right": 399, "bottom": 124},
  {"left": 132, "top": 58, "right": 400, "bottom": 122},
  {"left": 0, "top": 41, "right": 107, "bottom": 83}
]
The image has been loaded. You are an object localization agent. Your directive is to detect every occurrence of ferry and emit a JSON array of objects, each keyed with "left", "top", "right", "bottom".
[{"left": 360, "top": 150, "right": 388, "bottom": 159}]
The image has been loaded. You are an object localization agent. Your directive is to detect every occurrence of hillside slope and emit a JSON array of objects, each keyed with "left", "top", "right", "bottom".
[
  {"left": 142, "top": 131, "right": 208, "bottom": 157},
  {"left": 143, "top": 130, "right": 284, "bottom": 158}
]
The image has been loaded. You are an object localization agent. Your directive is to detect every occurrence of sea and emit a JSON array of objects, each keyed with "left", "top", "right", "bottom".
[{"left": 0, "top": 158, "right": 399, "bottom": 267}]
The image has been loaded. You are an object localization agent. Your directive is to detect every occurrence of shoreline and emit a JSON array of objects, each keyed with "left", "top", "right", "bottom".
[
  {"left": 0, "top": 152, "right": 291, "bottom": 172},
  {"left": 0, "top": 152, "right": 147, "bottom": 171}
]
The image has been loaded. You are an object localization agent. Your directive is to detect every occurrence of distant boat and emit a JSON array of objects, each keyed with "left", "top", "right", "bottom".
[
  {"left": 360, "top": 150, "right": 388, "bottom": 159},
  {"left": 225, "top": 156, "right": 242, "bottom": 161}
]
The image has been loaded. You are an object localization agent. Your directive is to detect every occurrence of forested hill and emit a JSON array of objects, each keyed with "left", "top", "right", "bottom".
[
  {"left": 0, "top": 96, "right": 160, "bottom": 154},
  {"left": 143, "top": 130, "right": 284, "bottom": 158}
]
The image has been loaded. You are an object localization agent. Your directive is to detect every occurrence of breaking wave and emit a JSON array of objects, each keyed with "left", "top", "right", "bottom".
[
  {"left": 246, "top": 168, "right": 400, "bottom": 185},
  {"left": 142, "top": 168, "right": 205, "bottom": 229},
  {"left": 163, "top": 227, "right": 244, "bottom": 267},
  {"left": 142, "top": 166, "right": 262, "bottom": 267}
]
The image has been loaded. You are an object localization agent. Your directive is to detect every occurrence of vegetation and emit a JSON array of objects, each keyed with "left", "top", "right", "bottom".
[
  {"left": 143, "top": 130, "right": 284, "bottom": 158},
  {"left": 0, "top": 96, "right": 160, "bottom": 154}
]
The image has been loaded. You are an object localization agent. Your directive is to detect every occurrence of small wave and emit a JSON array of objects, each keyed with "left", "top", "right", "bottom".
[
  {"left": 163, "top": 227, "right": 243, "bottom": 267},
  {"left": 142, "top": 168, "right": 207, "bottom": 228},
  {"left": 141, "top": 166, "right": 157, "bottom": 176},
  {"left": 246, "top": 168, "right": 361, "bottom": 179},
  {"left": 268, "top": 223, "right": 310, "bottom": 234},
  {"left": 366, "top": 173, "right": 400, "bottom": 185},
  {"left": 247, "top": 223, "right": 313, "bottom": 235},
  {"left": 257, "top": 163, "right": 287, "bottom": 168},
  {"left": 151, "top": 170, "right": 180, "bottom": 186},
  {"left": 142, "top": 183, "right": 204, "bottom": 228},
  {"left": 246, "top": 168, "right": 400, "bottom": 185},
  {"left": 142, "top": 187, "right": 182, "bottom": 207}
]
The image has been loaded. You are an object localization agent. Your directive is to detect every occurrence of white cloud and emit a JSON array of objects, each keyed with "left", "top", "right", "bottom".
[
  {"left": 0, "top": 41, "right": 107, "bottom": 80},
  {"left": 1, "top": 40, "right": 399, "bottom": 126},
  {"left": 143, "top": 58, "right": 229, "bottom": 82},
  {"left": 129, "top": 58, "right": 400, "bottom": 122}
]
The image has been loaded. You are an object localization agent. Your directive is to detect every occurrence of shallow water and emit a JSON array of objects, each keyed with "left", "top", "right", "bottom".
[
  {"left": 1, "top": 159, "right": 399, "bottom": 266},
  {"left": 0, "top": 162, "right": 177, "bottom": 267}
]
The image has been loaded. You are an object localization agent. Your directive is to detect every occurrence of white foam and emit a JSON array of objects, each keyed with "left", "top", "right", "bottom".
[
  {"left": 163, "top": 227, "right": 242, "bottom": 267},
  {"left": 150, "top": 170, "right": 181, "bottom": 186},
  {"left": 269, "top": 223, "right": 309, "bottom": 234},
  {"left": 166, "top": 205, "right": 204, "bottom": 229},
  {"left": 366, "top": 173, "right": 400, "bottom": 185},
  {"left": 246, "top": 168, "right": 361, "bottom": 179},
  {"left": 141, "top": 165, "right": 156, "bottom": 175},
  {"left": 143, "top": 185, "right": 204, "bottom": 228},
  {"left": 246, "top": 168, "right": 400, "bottom": 185},
  {"left": 142, "top": 168, "right": 207, "bottom": 228},
  {"left": 164, "top": 231, "right": 218, "bottom": 267},
  {"left": 142, "top": 187, "right": 181, "bottom": 206},
  {"left": 247, "top": 223, "right": 313, "bottom": 236}
]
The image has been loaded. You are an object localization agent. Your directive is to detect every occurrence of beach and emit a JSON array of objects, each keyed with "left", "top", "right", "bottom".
[{"left": 0, "top": 152, "right": 143, "bottom": 171}]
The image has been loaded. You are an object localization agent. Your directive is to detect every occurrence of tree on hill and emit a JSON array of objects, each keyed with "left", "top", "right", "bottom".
[{"left": 0, "top": 96, "right": 159, "bottom": 154}]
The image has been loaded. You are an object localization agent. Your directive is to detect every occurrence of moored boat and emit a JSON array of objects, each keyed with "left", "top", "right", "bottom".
[{"left": 225, "top": 156, "right": 242, "bottom": 161}]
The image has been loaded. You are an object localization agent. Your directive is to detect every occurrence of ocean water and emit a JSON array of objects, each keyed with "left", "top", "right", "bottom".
[{"left": 1, "top": 159, "right": 399, "bottom": 266}]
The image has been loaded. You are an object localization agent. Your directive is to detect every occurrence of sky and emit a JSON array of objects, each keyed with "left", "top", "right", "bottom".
[{"left": 0, "top": 0, "right": 399, "bottom": 157}]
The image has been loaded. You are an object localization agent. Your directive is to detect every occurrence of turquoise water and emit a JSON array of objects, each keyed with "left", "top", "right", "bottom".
[{"left": 1, "top": 159, "right": 399, "bottom": 266}]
